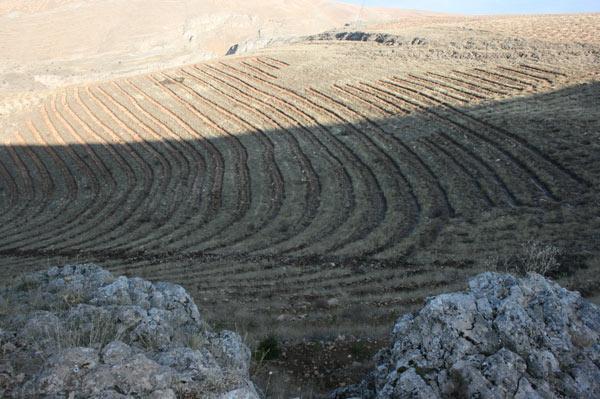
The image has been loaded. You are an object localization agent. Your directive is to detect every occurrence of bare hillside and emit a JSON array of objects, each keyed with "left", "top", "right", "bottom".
[{"left": 0, "top": 0, "right": 422, "bottom": 97}]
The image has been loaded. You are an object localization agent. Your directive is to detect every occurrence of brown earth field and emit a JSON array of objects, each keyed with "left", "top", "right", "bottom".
[{"left": 1, "top": 9, "right": 600, "bottom": 398}]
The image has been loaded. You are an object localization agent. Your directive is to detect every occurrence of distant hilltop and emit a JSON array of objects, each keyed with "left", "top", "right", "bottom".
[{"left": 0, "top": 0, "right": 429, "bottom": 94}]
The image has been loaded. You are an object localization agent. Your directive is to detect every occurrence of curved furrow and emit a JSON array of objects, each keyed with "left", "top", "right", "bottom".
[
  {"left": 0, "top": 145, "right": 20, "bottom": 219},
  {"left": 0, "top": 104, "right": 82, "bottom": 248},
  {"left": 49, "top": 89, "right": 135, "bottom": 247},
  {"left": 109, "top": 251, "right": 431, "bottom": 286},
  {"left": 219, "top": 62, "right": 386, "bottom": 255},
  {"left": 190, "top": 267, "right": 442, "bottom": 300},
  {"left": 167, "top": 69, "right": 285, "bottom": 251},
  {"left": 0, "top": 132, "right": 47, "bottom": 239},
  {"left": 305, "top": 87, "right": 426, "bottom": 255},
  {"left": 48, "top": 87, "right": 142, "bottom": 250},
  {"left": 391, "top": 76, "right": 590, "bottom": 192},
  {"left": 93, "top": 84, "right": 173, "bottom": 199},
  {"left": 419, "top": 137, "right": 495, "bottom": 209},
  {"left": 141, "top": 257, "right": 431, "bottom": 292},
  {"left": 255, "top": 81, "right": 394, "bottom": 255},
  {"left": 149, "top": 73, "right": 252, "bottom": 247},
  {"left": 188, "top": 263, "right": 433, "bottom": 292},
  {"left": 3, "top": 95, "right": 103, "bottom": 249},
  {"left": 157, "top": 70, "right": 279, "bottom": 251},
  {"left": 263, "top": 56, "right": 290, "bottom": 67},
  {"left": 382, "top": 78, "right": 544, "bottom": 201},
  {"left": 347, "top": 82, "right": 413, "bottom": 114},
  {"left": 124, "top": 77, "right": 226, "bottom": 248},
  {"left": 0, "top": 129, "right": 52, "bottom": 230},
  {"left": 62, "top": 86, "right": 157, "bottom": 250},
  {"left": 452, "top": 70, "right": 520, "bottom": 92},
  {"left": 356, "top": 81, "right": 522, "bottom": 207},
  {"left": 404, "top": 74, "right": 471, "bottom": 104},
  {"left": 192, "top": 264, "right": 353, "bottom": 288},
  {"left": 426, "top": 72, "right": 506, "bottom": 97},
  {"left": 186, "top": 67, "right": 324, "bottom": 251},
  {"left": 377, "top": 79, "right": 559, "bottom": 203},
  {"left": 349, "top": 82, "right": 460, "bottom": 216},
  {"left": 109, "top": 251, "right": 326, "bottom": 281},
  {"left": 245, "top": 58, "right": 282, "bottom": 75},
  {"left": 104, "top": 256, "right": 244, "bottom": 280},
  {"left": 209, "top": 62, "right": 358, "bottom": 255},
  {"left": 432, "top": 131, "right": 519, "bottom": 207},
  {"left": 5, "top": 134, "right": 35, "bottom": 206},
  {"left": 254, "top": 57, "right": 281, "bottom": 70},
  {"left": 197, "top": 65, "right": 352, "bottom": 255},
  {"left": 143, "top": 73, "right": 236, "bottom": 235},
  {"left": 352, "top": 82, "right": 424, "bottom": 113},
  {"left": 228, "top": 63, "right": 388, "bottom": 249},
  {"left": 152, "top": 265, "right": 356, "bottom": 292},
  {"left": 497, "top": 66, "right": 554, "bottom": 84},
  {"left": 519, "top": 63, "right": 567, "bottom": 77},
  {"left": 102, "top": 80, "right": 207, "bottom": 251},
  {"left": 52, "top": 92, "right": 105, "bottom": 197},
  {"left": 74, "top": 85, "right": 173, "bottom": 249},
  {"left": 20, "top": 90, "right": 128, "bottom": 250},
  {"left": 165, "top": 267, "right": 435, "bottom": 298},
  {"left": 408, "top": 74, "right": 486, "bottom": 102},
  {"left": 240, "top": 60, "right": 278, "bottom": 79},
  {"left": 90, "top": 84, "right": 189, "bottom": 250},
  {"left": 0, "top": 130, "right": 48, "bottom": 235},
  {"left": 331, "top": 84, "right": 396, "bottom": 117},
  {"left": 38, "top": 99, "right": 80, "bottom": 197},
  {"left": 182, "top": 66, "right": 321, "bottom": 253},
  {"left": 25, "top": 119, "right": 76, "bottom": 213},
  {"left": 0, "top": 132, "right": 46, "bottom": 228},
  {"left": 21, "top": 92, "right": 116, "bottom": 248},
  {"left": 472, "top": 68, "right": 532, "bottom": 90},
  {"left": 230, "top": 274, "right": 450, "bottom": 302}
]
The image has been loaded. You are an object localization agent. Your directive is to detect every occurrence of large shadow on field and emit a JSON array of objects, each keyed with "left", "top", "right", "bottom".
[
  {"left": 0, "top": 82, "right": 599, "bottom": 345},
  {"left": 0, "top": 82, "right": 599, "bottom": 268},
  {"left": 0, "top": 76, "right": 597, "bottom": 399}
]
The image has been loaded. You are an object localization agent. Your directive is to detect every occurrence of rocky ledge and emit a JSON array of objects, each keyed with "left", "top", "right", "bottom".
[
  {"left": 0, "top": 264, "right": 259, "bottom": 398},
  {"left": 333, "top": 272, "right": 600, "bottom": 399}
]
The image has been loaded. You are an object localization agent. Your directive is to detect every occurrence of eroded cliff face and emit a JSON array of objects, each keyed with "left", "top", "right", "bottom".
[
  {"left": 333, "top": 272, "right": 600, "bottom": 399},
  {"left": 0, "top": 264, "right": 259, "bottom": 398}
]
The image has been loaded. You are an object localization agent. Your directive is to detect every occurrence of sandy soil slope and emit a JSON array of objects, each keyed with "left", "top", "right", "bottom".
[
  {"left": 368, "top": 13, "right": 600, "bottom": 44},
  {"left": 0, "top": 0, "right": 424, "bottom": 98}
]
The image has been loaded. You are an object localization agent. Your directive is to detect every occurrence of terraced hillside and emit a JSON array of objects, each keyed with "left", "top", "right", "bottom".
[{"left": 1, "top": 15, "right": 599, "bottom": 362}]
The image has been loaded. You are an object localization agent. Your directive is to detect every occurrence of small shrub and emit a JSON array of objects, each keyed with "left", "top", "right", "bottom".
[
  {"left": 519, "top": 240, "right": 562, "bottom": 276},
  {"left": 484, "top": 240, "right": 562, "bottom": 276},
  {"left": 254, "top": 335, "right": 281, "bottom": 361}
]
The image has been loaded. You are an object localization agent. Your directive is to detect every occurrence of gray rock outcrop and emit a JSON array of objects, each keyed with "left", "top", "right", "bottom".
[
  {"left": 332, "top": 272, "right": 600, "bottom": 399},
  {"left": 0, "top": 264, "right": 259, "bottom": 398}
]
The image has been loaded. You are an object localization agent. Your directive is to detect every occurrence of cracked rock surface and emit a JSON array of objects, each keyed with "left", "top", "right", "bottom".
[
  {"left": 0, "top": 264, "right": 259, "bottom": 398},
  {"left": 332, "top": 272, "right": 600, "bottom": 399}
]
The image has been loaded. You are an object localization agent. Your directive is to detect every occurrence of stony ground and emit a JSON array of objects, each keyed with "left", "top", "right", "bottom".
[
  {"left": 0, "top": 264, "right": 258, "bottom": 398},
  {"left": 333, "top": 272, "right": 600, "bottom": 398}
]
